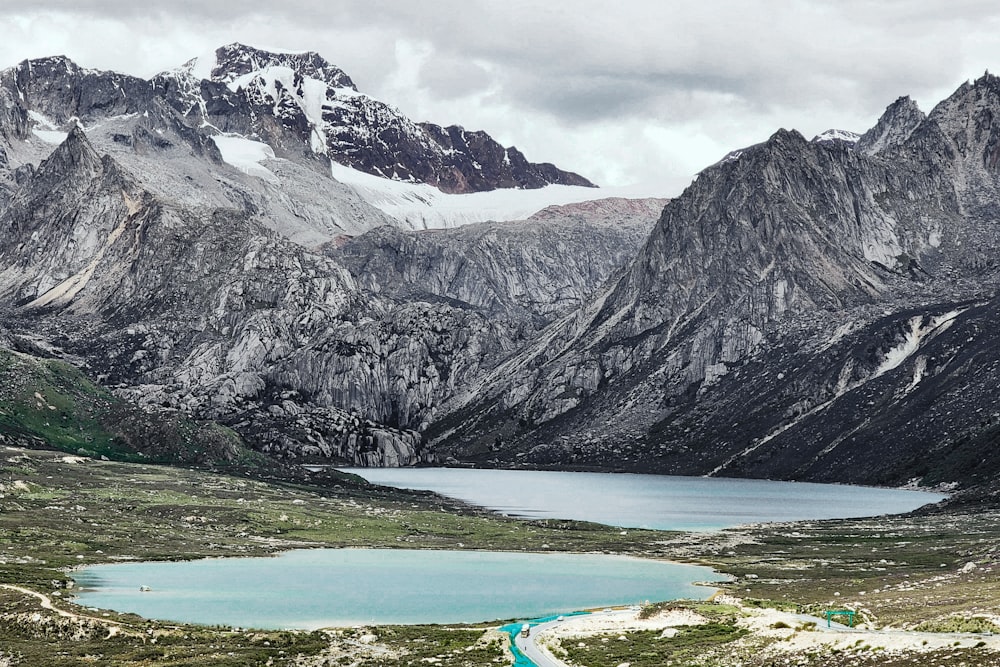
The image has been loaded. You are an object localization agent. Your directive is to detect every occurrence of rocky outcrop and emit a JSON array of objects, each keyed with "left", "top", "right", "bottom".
[
  {"left": 856, "top": 96, "right": 926, "bottom": 155},
  {"left": 225, "top": 388, "right": 423, "bottom": 466},
  {"left": 332, "top": 197, "right": 663, "bottom": 323}
]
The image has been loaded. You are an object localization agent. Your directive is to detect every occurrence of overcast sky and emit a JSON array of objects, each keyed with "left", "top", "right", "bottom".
[{"left": 3, "top": 1, "right": 1000, "bottom": 195}]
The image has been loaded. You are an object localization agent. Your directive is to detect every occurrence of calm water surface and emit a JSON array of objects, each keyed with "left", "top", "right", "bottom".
[
  {"left": 341, "top": 468, "right": 946, "bottom": 531},
  {"left": 75, "top": 470, "right": 942, "bottom": 629},
  {"left": 74, "top": 549, "right": 726, "bottom": 629}
]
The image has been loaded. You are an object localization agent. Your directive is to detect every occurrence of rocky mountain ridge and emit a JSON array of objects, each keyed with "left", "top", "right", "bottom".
[
  {"left": 155, "top": 43, "right": 594, "bottom": 193},
  {"left": 427, "top": 73, "right": 1000, "bottom": 499},
  {"left": 3, "top": 49, "right": 1000, "bottom": 499},
  {"left": 0, "top": 54, "right": 653, "bottom": 469}
]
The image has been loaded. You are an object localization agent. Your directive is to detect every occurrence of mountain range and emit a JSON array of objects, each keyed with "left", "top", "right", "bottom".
[{"left": 1, "top": 44, "right": 998, "bottom": 503}]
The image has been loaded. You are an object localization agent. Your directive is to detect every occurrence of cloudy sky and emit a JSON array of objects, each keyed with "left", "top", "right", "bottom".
[{"left": 3, "top": 1, "right": 1000, "bottom": 195}]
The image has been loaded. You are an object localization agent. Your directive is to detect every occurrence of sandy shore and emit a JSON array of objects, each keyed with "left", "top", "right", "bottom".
[{"left": 531, "top": 596, "right": 1000, "bottom": 665}]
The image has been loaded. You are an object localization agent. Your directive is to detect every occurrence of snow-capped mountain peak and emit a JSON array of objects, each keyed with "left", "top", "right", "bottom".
[
  {"left": 201, "top": 43, "right": 358, "bottom": 92},
  {"left": 156, "top": 43, "right": 595, "bottom": 194}
]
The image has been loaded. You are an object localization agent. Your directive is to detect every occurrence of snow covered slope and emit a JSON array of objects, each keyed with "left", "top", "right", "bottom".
[{"left": 329, "top": 162, "right": 657, "bottom": 229}]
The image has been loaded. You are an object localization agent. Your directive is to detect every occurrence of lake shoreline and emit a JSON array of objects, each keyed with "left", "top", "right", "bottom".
[
  {"left": 72, "top": 547, "right": 729, "bottom": 629},
  {"left": 3, "top": 446, "right": 996, "bottom": 667}
]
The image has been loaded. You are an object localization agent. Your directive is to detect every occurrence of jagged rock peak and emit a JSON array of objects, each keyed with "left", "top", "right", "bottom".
[
  {"left": 1, "top": 54, "right": 155, "bottom": 125},
  {"left": 856, "top": 95, "right": 925, "bottom": 155},
  {"left": 970, "top": 69, "right": 1000, "bottom": 91},
  {"left": 707, "top": 129, "right": 808, "bottom": 171},
  {"left": 191, "top": 43, "right": 357, "bottom": 91},
  {"left": 37, "top": 123, "right": 102, "bottom": 175},
  {"left": 769, "top": 127, "right": 808, "bottom": 144},
  {"left": 930, "top": 70, "right": 1000, "bottom": 119}
]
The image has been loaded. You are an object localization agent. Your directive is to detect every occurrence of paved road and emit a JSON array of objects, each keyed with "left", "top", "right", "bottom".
[
  {"left": 510, "top": 608, "right": 856, "bottom": 667},
  {"left": 513, "top": 615, "right": 567, "bottom": 667},
  {"left": 512, "top": 610, "right": 634, "bottom": 667}
]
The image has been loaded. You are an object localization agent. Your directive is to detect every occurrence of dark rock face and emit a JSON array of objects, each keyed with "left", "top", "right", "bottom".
[
  {"left": 1, "top": 56, "right": 155, "bottom": 124},
  {"left": 418, "top": 123, "right": 594, "bottom": 192},
  {"left": 428, "top": 74, "right": 1000, "bottom": 494},
  {"left": 648, "top": 298, "right": 1000, "bottom": 489},
  {"left": 152, "top": 43, "right": 594, "bottom": 193}
]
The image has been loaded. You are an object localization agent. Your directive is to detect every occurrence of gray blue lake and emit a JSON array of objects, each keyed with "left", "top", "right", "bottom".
[
  {"left": 74, "top": 549, "right": 726, "bottom": 629},
  {"left": 340, "top": 468, "right": 946, "bottom": 531}
]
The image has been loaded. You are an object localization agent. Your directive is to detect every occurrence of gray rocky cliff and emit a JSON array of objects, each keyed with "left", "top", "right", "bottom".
[
  {"left": 0, "top": 121, "right": 643, "bottom": 468},
  {"left": 428, "top": 75, "right": 1000, "bottom": 489},
  {"left": 331, "top": 197, "right": 663, "bottom": 323}
]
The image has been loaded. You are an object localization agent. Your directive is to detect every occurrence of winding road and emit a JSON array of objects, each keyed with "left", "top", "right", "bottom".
[
  {"left": 510, "top": 608, "right": 858, "bottom": 667},
  {"left": 512, "top": 610, "right": 634, "bottom": 667}
]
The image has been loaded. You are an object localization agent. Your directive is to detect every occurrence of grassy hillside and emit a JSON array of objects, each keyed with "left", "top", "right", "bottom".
[{"left": 0, "top": 348, "right": 265, "bottom": 469}]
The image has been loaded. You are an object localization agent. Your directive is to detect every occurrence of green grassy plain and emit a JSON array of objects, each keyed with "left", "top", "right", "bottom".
[{"left": 1, "top": 445, "right": 1000, "bottom": 666}]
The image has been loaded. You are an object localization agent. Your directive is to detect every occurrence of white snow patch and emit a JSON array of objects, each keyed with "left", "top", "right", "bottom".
[
  {"left": 27, "top": 110, "right": 67, "bottom": 144},
  {"left": 210, "top": 135, "right": 279, "bottom": 183},
  {"left": 716, "top": 149, "right": 744, "bottom": 166},
  {"left": 330, "top": 162, "right": 658, "bottom": 230},
  {"left": 812, "top": 129, "right": 861, "bottom": 144},
  {"left": 27, "top": 110, "right": 58, "bottom": 129},
  {"left": 32, "top": 129, "right": 68, "bottom": 144},
  {"left": 186, "top": 48, "right": 219, "bottom": 81},
  {"left": 875, "top": 310, "right": 962, "bottom": 378},
  {"left": 227, "top": 66, "right": 336, "bottom": 155}
]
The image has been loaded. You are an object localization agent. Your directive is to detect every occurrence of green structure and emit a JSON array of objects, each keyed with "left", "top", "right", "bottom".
[{"left": 824, "top": 610, "right": 856, "bottom": 627}]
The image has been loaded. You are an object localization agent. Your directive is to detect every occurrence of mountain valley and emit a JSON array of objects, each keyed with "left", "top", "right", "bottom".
[{"left": 0, "top": 45, "right": 997, "bottom": 506}]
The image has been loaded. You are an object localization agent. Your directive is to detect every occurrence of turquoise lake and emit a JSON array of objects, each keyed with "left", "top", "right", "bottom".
[
  {"left": 340, "top": 468, "right": 946, "bottom": 531},
  {"left": 74, "top": 549, "right": 727, "bottom": 629}
]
